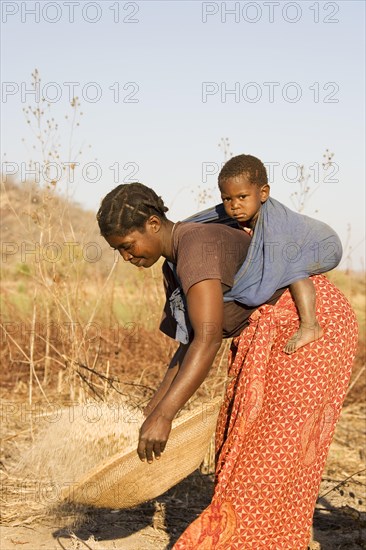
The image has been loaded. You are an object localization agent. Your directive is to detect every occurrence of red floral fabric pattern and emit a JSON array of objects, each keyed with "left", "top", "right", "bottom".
[{"left": 173, "top": 276, "right": 358, "bottom": 549}]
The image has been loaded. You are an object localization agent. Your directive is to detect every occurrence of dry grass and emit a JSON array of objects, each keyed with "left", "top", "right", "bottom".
[
  {"left": 17, "top": 400, "right": 144, "bottom": 484},
  {"left": 1, "top": 397, "right": 145, "bottom": 527},
  {"left": 326, "top": 270, "right": 366, "bottom": 405},
  {"left": 1, "top": 179, "right": 365, "bottom": 536}
]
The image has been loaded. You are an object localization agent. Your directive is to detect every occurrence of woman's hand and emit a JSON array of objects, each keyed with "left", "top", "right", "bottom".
[
  {"left": 137, "top": 409, "right": 172, "bottom": 463},
  {"left": 138, "top": 280, "right": 223, "bottom": 463}
]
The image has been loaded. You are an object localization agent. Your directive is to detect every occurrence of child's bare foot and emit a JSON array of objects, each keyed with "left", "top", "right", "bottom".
[{"left": 284, "top": 321, "right": 323, "bottom": 354}]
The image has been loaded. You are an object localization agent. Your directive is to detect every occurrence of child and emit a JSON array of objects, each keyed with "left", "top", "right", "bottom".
[{"left": 218, "top": 154, "right": 323, "bottom": 354}]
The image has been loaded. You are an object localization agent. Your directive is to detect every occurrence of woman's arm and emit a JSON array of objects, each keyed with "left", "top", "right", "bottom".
[
  {"left": 137, "top": 279, "right": 223, "bottom": 463},
  {"left": 143, "top": 343, "right": 189, "bottom": 417}
]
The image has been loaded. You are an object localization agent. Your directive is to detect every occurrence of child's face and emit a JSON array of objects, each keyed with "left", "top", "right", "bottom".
[{"left": 220, "top": 173, "right": 269, "bottom": 226}]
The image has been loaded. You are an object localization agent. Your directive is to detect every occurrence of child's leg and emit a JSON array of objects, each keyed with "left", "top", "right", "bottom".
[{"left": 284, "top": 278, "right": 323, "bottom": 354}]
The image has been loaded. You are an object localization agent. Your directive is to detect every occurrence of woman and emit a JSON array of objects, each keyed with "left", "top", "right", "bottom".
[{"left": 97, "top": 182, "right": 358, "bottom": 549}]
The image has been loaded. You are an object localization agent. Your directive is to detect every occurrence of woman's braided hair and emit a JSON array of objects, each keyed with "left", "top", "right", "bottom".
[{"left": 96, "top": 182, "right": 169, "bottom": 237}]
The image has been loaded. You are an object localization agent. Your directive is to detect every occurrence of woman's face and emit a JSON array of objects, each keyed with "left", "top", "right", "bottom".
[{"left": 105, "top": 221, "right": 163, "bottom": 268}]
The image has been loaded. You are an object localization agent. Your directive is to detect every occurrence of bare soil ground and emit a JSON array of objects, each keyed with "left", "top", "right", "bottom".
[{"left": 1, "top": 400, "right": 365, "bottom": 550}]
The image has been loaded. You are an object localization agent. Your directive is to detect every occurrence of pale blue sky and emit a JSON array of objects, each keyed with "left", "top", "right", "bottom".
[{"left": 1, "top": 0, "right": 365, "bottom": 269}]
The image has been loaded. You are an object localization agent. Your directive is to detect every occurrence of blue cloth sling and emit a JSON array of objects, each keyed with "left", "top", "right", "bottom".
[
  {"left": 166, "top": 198, "right": 342, "bottom": 343},
  {"left": 184, "top": 197, "right": 342, "bottom": 307}
]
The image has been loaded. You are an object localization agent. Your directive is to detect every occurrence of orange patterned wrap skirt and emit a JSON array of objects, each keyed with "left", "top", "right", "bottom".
[{"left": 173, "top": 276, "right": 358, "bottom": 549}]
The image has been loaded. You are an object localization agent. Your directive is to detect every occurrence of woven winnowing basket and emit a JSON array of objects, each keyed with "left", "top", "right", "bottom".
[{"left": 61, "top": 397, "right": 222, "bottom": 509}]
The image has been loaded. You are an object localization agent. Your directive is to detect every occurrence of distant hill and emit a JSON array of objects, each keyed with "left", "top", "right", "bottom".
[{"left": 0, "top": 177, "right": 113, "bottom": 277}]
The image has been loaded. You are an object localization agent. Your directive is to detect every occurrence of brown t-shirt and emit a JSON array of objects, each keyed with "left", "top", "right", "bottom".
[{"left": 159, "top": 222, "right": 285, "bottom": 342}]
